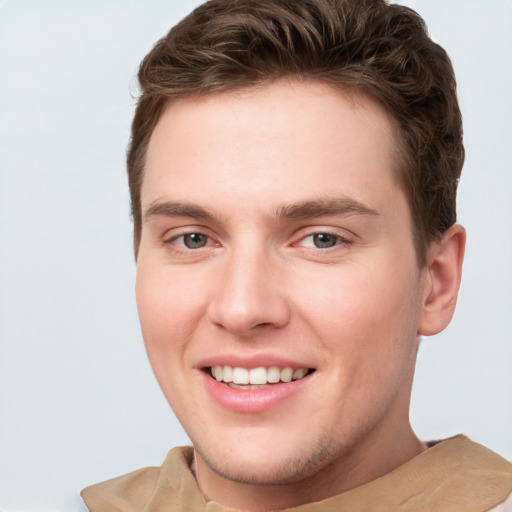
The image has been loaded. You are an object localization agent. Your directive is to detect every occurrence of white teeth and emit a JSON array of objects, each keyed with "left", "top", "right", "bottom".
[
  {"left": 293, "top": 368, "right": 308, "bottom": 380},
  {"left": 249, "top": 367, "right": 267, "bottom": 385},
  {"left": 267, "top": 366, "right": 281, "bottom": 383},
  {"left": 280, "top": 367, "right": 293, "bottom": 383},
  {"left": 210, "top": 365, "right": 310, "bottom": 385},
  {"left": 222, "top": 365, "right": 233, "bottom": 383},
  {"left": 232, "top": 367, "right": 249, "bottom": 384}
]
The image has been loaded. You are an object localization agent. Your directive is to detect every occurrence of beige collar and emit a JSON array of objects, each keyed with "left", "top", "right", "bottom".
[{"left": 81, "top": 435, "right": 512, "bottom": 512}]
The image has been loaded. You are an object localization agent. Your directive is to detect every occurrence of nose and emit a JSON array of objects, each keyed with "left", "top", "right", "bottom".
[{"left": 207, "top": 246, "right": 291, "bottom": 337}]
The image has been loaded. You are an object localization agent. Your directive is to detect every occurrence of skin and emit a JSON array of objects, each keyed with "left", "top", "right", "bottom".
[{"left": 135, "top": 79, "right": 465, "bottom": 511}]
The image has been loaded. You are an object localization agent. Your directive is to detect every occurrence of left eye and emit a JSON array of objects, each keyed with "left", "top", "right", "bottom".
[
  {"left": 178, "top": 233, "right": 209, "bottom": 249},
  {"left": 300, "top": 233, "right": 345, "bottom": 249}
]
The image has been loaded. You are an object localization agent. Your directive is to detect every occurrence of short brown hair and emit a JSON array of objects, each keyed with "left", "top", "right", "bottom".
[{"left": 128, "top": 0, "right": 464, "bottom": 265}]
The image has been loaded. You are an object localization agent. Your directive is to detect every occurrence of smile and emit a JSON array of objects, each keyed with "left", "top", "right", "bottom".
[
  {"left": 202, "top": 363, "right": 315, "bottom": 413},
  {"left": 209, "top": 366, "right": 313, "bottom": 387}
]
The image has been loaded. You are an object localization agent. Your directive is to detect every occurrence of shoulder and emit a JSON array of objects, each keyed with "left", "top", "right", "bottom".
[
  {"left": 400, "top": 436, "right": 512, "bottom": 512},
  {"left": 81, "top": 466, "right": 160, "bottom": 512},
  {"left": 433, "top": 435, "right": 512, "bottom": 476},
  {"left": 80, "top": 446, "right": 196, "bottom": 512},
  {"left": 308, "top": 436, "right": 512, "bottom": 512}
]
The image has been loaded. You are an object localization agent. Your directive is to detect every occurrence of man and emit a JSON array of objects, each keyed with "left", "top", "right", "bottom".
[{"left": 81, "top": 0, "right": 512, "bottom": 510}]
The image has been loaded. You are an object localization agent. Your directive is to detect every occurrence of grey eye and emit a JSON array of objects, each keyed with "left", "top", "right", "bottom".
[
  {"left": 313, "top": 233, "right": 339, "bottom": 248},
  {"left": 183, "top": 233, "right": 208, "bottom": 249}
]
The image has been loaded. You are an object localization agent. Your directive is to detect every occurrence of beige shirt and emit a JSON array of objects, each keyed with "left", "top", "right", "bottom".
[{"left": 81, "top": 435, "right": 512, "bottom": 512}]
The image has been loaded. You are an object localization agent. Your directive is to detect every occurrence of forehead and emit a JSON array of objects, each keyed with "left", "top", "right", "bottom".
[{"left": 143, "top": 79, "right": 401, "bottom": 214}]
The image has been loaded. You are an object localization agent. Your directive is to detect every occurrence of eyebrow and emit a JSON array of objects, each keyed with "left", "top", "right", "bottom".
[
  {"left": 142, "top": 196, "right": 379, "bottom": 224},
  {"left": 143, "top": 201, "right": 215, "bottom": 222},
  {"left": 274, "top": 197, "right": 379, "bottom": 220}
]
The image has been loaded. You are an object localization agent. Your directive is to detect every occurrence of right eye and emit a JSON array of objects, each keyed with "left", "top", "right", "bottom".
[
  {"left": 170, "top": 233, "right": 210, "bottom": 249},
  {"left": 182, "top": 233, "right": 209, "bottom": 249}
]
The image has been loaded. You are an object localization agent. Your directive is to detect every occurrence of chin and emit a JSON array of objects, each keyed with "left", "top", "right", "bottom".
[{"left": 194, "top": 432, "right": 343, "bottom": 486}]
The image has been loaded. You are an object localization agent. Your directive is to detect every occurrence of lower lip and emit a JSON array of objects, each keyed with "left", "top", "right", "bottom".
[{"left": 202, "top": 372, "right": 311, "bottom": 413}]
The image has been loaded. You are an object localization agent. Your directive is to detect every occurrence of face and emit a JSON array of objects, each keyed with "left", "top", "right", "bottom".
[{"left": 136, "top": 80, "right": 429, "bottom": 492}]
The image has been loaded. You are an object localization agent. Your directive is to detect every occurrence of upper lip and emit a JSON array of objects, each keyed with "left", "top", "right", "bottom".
[{"left": 197, "top": 354, "right": 314, "bottom": 370}]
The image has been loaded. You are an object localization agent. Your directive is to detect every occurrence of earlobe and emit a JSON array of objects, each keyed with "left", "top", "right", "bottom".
[{"left": 418, "top": 223, "right": 466, "bottom": 336}]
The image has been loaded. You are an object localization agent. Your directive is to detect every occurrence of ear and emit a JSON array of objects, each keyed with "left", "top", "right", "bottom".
[{"left": 418, "top": 223, "right": 466, "bottom": 336}]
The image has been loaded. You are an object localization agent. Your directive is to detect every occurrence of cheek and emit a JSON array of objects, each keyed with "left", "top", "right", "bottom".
[
  {"left": 135, "top": 266, "right": 202, "bottom": 413},
  {"left": 137, "top": 262, "right": 206, "bottom": 328},
  {"left": 296, "top": 265, "right": 409, "bottom": 323},
  {"left": 135, "top": 264, "right": 199, "bottom": 367},
  {"left": 293, "top": 260, "right": 422, "bottom": 361}
]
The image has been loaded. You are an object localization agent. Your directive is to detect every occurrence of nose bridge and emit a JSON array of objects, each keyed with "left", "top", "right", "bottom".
[{"left": 209, "top": 238, "right": 289, "bottom": 335}]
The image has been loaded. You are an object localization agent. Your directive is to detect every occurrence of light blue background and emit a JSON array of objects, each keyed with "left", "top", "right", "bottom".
[{"left": 0, "top": 1, "right": 511, "bottom": 510}]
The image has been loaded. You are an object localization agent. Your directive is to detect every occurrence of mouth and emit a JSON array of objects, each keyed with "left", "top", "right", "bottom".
[{"left": 206, "top": 365, "right": 315, "bottom": 389}]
